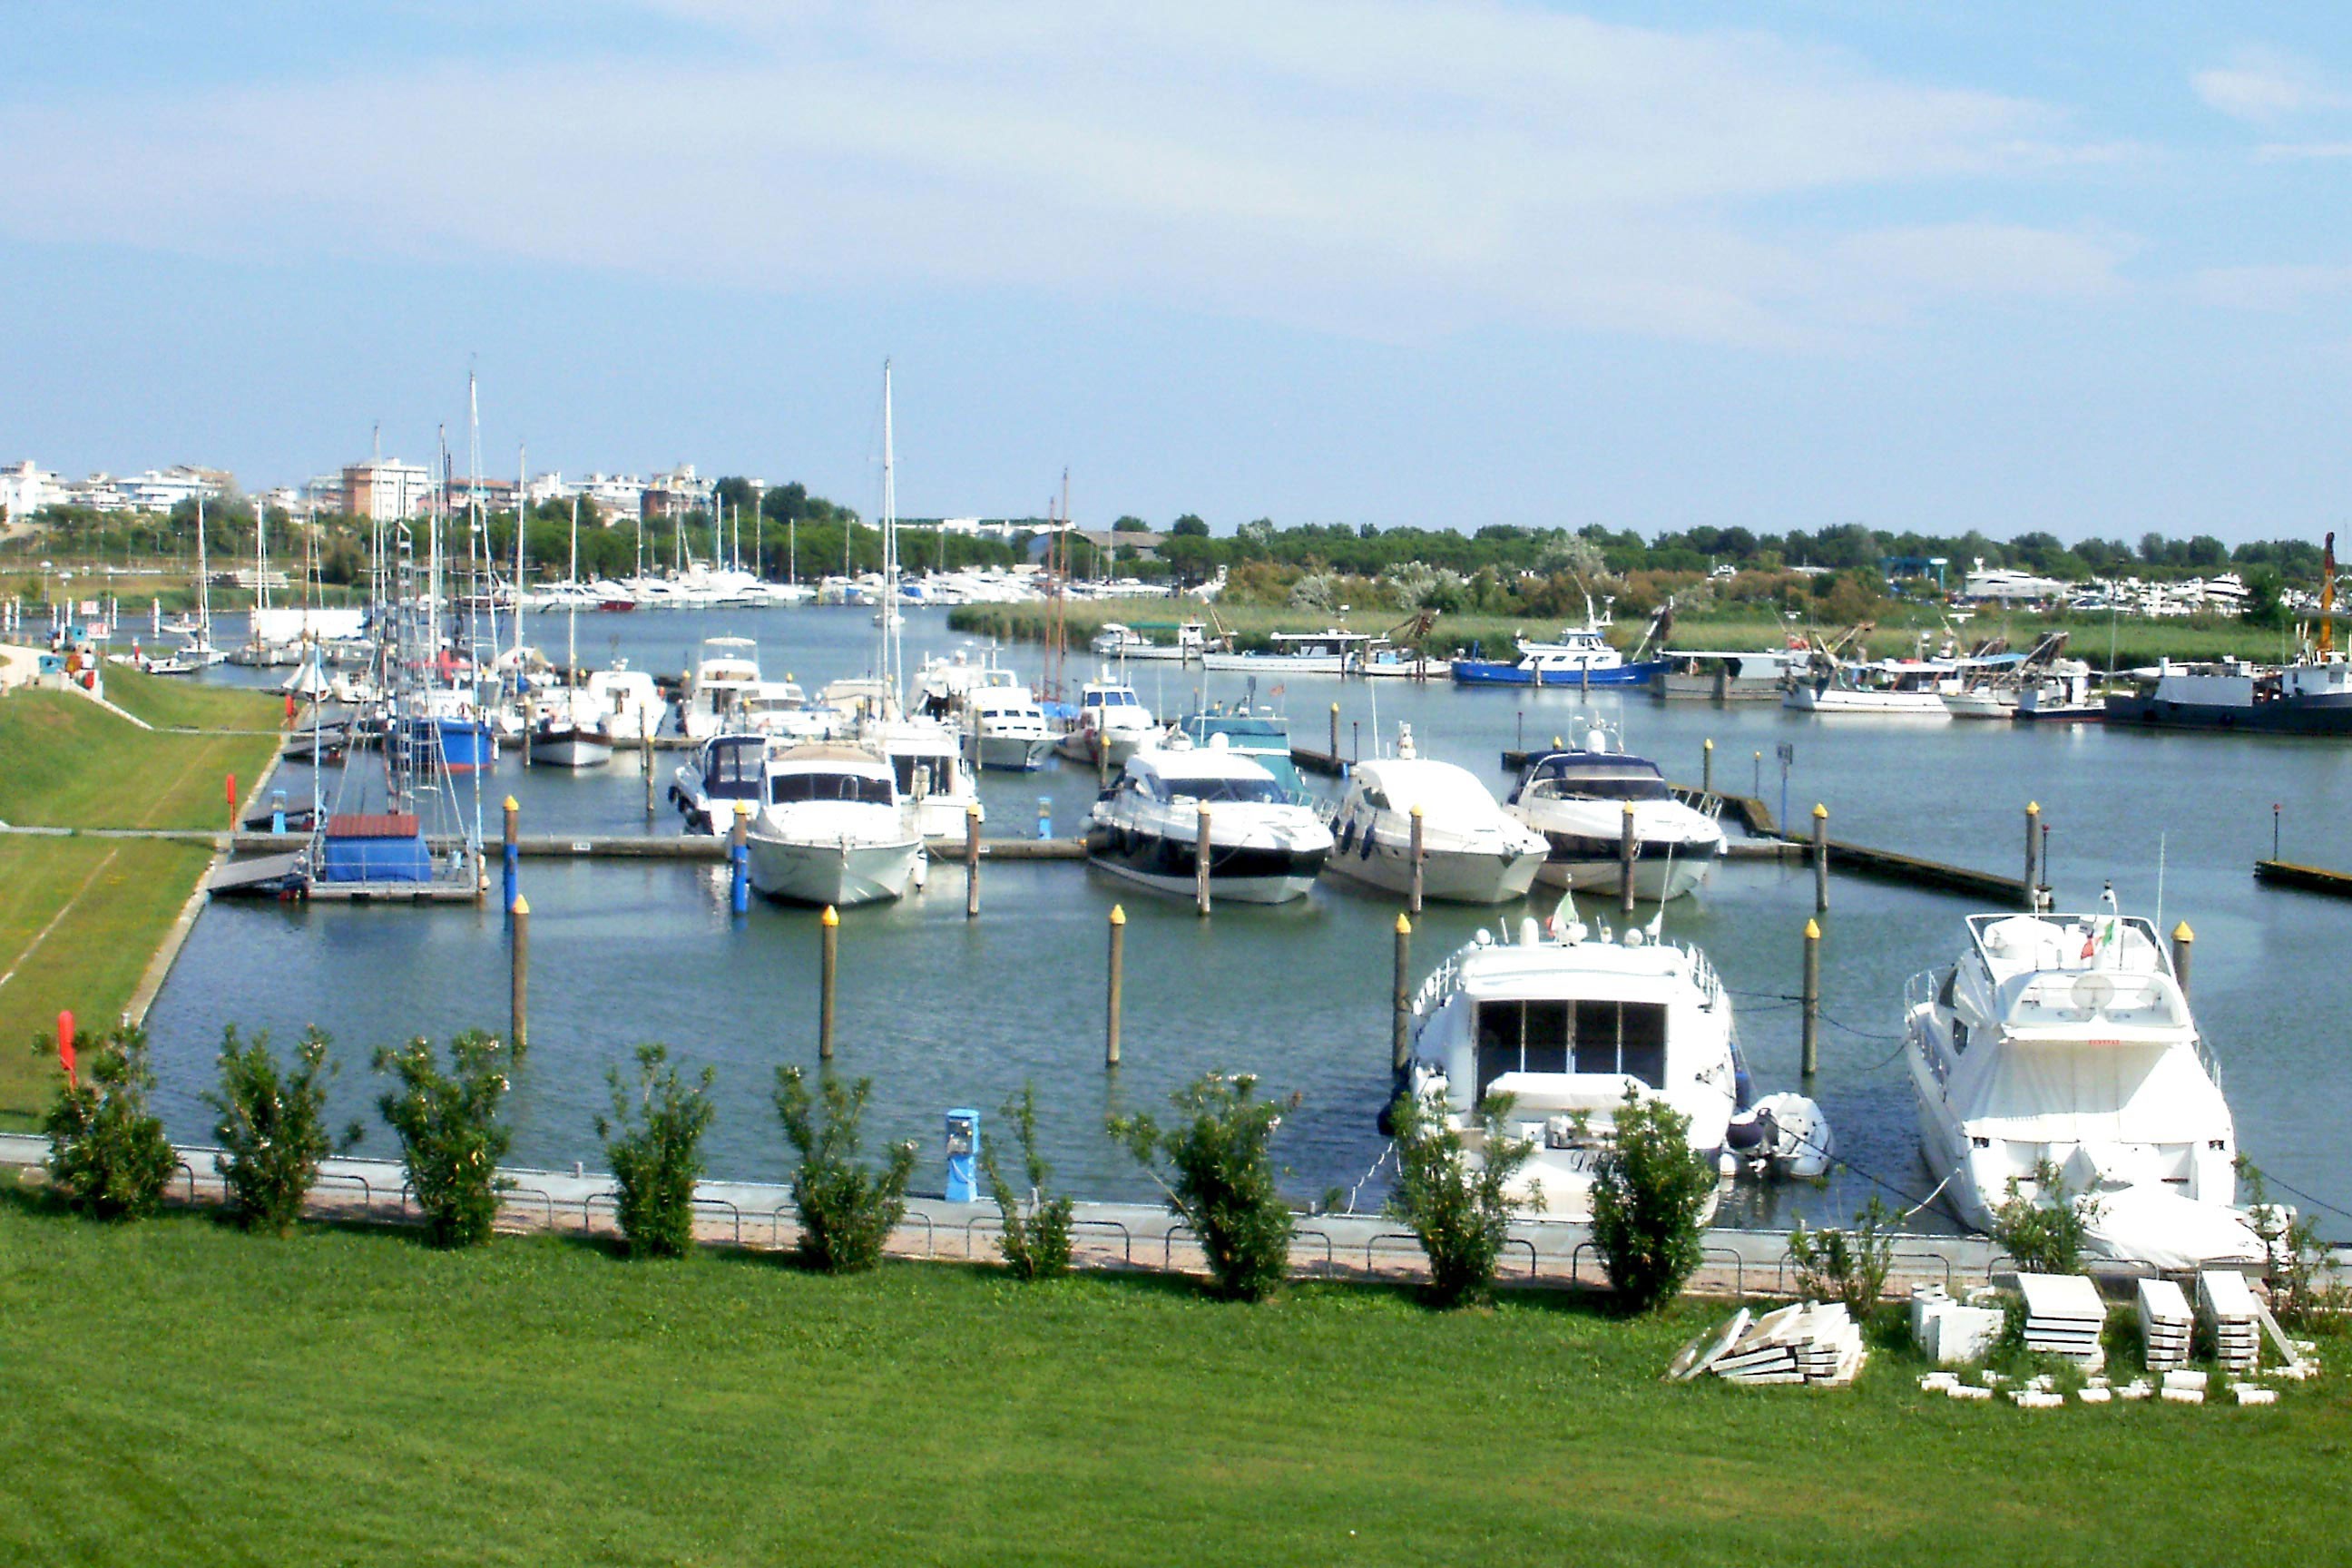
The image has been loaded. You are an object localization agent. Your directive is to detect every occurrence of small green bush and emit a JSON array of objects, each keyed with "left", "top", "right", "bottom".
[
  {"left": 1788, "top": 1196, "right": 1896, "bottom": 1319},
  {"left": 44, "top": 1024, "right": 176, "bottom": 1220},
  {"left": 774, "top": 1066, "right": 915, "bottom": 1273},
  {"left": 204, "top": 1024, "right": 359, "bottom": 1235},
  {"left": 372, "top": 1031, "right": 515, "bottom": 1249},
  {"left": 1991, "top": 1160, "right": 2100, "bottom": 1275},
  {"left": 1110, "top": 1071, "right": 1298, "bottom": 1301},
  {"left": 596, "top": 1044, "right": 716, "bottom": 1260},
  {"left": 1387, "top": 1088, "right": 1536, "bottom": 1307},
  {"left": 981, "top": 1083, "right": 1073, "bottom": 1281},
  {"left": 2239, "top": 1160, "right": 2350, "bottom": 1332},
  {"left": 1589, "top": 1086, "right": 1714, "bottom": 1313}
]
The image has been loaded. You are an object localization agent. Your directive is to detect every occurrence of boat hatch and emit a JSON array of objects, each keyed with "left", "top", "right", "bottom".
[{"left": 1474, "top": 999, "right": 1667, "bottom": 1093}]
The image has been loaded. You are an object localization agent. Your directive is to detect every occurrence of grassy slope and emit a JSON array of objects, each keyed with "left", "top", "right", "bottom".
[
  {"left": 0, "top": 837, "right": 215, "bottom": 1122},
  {"left": 0, "top": 690, "right": 280, "bottom": 829},
  {"left": 0, "top": 1193, "right": 2342, "bottom": 1568},
  {"left": 102, "top": 663, "right": 282, "bottom": 731}
]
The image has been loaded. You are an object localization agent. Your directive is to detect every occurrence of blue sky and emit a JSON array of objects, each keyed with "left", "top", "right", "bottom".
[{"left": 4, "top": 2, "right": 2351, "bottom": 541}]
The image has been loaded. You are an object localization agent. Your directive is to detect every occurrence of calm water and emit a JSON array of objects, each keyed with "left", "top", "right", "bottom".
[{"left": 145, "top": 606, "right": 2352, "bottom": 1229}]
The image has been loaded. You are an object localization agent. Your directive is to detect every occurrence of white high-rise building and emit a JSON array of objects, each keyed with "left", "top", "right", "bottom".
[
  {"left": 1, "top": 460, "right": 60, "bottom": 523},
  {"left": 341, "top": 458, "right": 436, "bottom": 521}
]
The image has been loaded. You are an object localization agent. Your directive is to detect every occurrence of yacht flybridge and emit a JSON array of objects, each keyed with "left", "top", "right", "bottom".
[
  {"left": 1904, "top": 894, "right": 2263, "bottom": 1271},
  {"left": 1400, "top": 906, "right": 1813, "bottom": 1221}
]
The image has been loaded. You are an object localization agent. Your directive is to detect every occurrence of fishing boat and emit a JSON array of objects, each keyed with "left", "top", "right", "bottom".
[
  {"left": 964, "top": 681, "right": 1054, "bottom": 771},
  {"left": 1085, "top": 737, "right": 1334, "bottom": 904},
  {"left": 1785, "top": 658, "right": 1960, "bottom": 714},
  {"left": 1903, "top": 893, "right": 2263, "bottom": 1270},
  {"left": 1093, "top": 620, "right": 1222, "bottom": 662},
  {"left": 1396, "top": 906, "right": 1748, "bottom": 1221},
  {"left": 743, "top": 742, "right": 926, "bottom": 907},
  {"left": 2102, "top": 655, "right": 2352, "bottom": 735},
  {"left": 1321, "top": 728, "right": 1549, "bottom": 905},
  {"left": 1653, "top": 649, "right": 1799, "bottom": 701},
  {"left": 1200, "top": 629, "right": 1376, "bottom": 676},
  {"left": 1450, "top": 598, "right": 1664, "bottom": 687},
  {"left": 1504, "top": 726, "right": 1725, "bottom": 900},
  {"left": 1054, "top": 673, "right": 1158, "bottom": 768}
]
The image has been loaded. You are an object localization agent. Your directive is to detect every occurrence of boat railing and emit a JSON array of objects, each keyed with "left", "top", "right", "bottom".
[
  {"left": 1681, "top": 943, "right": 1724, "bottom": 1012},
  {"left": 1903, "top": 970, "right": 1946, "bottom": 1087},
  {"left": 1411, "top": 953, "right": 1463, "bottom": 1015}
]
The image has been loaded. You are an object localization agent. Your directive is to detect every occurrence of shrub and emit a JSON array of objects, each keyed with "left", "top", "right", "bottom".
[
  {"left": 1109, "top": 1071, "right": 1298, "bottom": 1300},
  {"left": 1588, "top": 1086, "right": 1715, "bottom": 1312},
  {"left": 2239, "top": 1160, "right": 2350, "bottom": 1332},
  {"left": 981, "top": 1083, "right": 1073, "bottom": 1281},
  {"left": 44, "top": 1024, "right": 176, "bottom": 1220},
  {"left": 372, "top": 1031, "right": 515, "bottom": 1249},
  {"left": 204, "top": 1024, "right": 359, "bottom": 1234},
  {"left": 1387, "top": 1088, "right": 1536, "bottom": 1307},
  {"left": 774, "top": 1066, "right": 916, "bottom": 1273},
  {"left": 595, "top": 1044, "right": 717, "bottom": 1260},
  {"left": 1990, "top": 1160, "right": 2101, "bottom": 1275},
  {"left": 1787, "top": 1196, "right": 1896, "bottom": 1319}
]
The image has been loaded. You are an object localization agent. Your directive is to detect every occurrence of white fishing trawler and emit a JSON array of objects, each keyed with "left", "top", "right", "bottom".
[{"left": 1903, "top": 891, "right": 2263, "bottom": 1270}]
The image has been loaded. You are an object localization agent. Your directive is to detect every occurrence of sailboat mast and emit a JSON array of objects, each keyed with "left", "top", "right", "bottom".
[
  {"left": 567, "top": 495, "right": 580, "bottom": 687},
  {"left": 882, "top": 358, "right": 901, "bottom": 702},
  {"left": 513, "top": 442, "right": 526, "bottom": 670},
  {"left": 194, "top": 492, "right": 211, "bottom": 642}
]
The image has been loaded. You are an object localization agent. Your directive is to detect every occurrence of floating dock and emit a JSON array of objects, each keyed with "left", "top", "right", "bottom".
[{"left": 2253, "top": 859, "right": 2352, "bottom": 898}]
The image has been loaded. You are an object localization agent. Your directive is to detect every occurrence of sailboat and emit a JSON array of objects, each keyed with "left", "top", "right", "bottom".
[
  {"left": 529, "top": 495, "right": 613, "bottom": 767},
  {"left": 173, "top": 494, "right": 229, "bottom": 670}
]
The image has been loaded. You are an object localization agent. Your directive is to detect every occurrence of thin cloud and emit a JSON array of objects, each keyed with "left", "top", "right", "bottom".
[
  {"left": 0, "top": 1, "right": 2122, "bottom": 348},
  {"left": 2192, "top": 45, "right": 2348, "bottom": 123},
  {"left": 2194, "top": 263, "right": 2352, "bottom": 311}
]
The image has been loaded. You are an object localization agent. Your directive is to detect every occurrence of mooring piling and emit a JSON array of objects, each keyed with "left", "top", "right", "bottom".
[
  {"left": 1408, "top": 804, "right": 1426, "bottom": 916},
  {"left": 1619, "top": 802, "right": 1637, "bottom": 917},
  {"left": 818, "top": 905, "right": 838, "bottom": 1061},
  {"left": 2024, "top": 800, "right": 2041, "bottom": 907},
  {"left": 1800, "top": 916, "right": 1820, "bottom": 1080},
  {"left": 965, "top": 802, "right": 983, "bottom": 918},
  {"left": 522, "top": 694, "right": 535, "bottom": 769},
  {"left": 1194, "top": 804, "right": 1212, "bottom": 917},
  {"left": 1702, "top": 737, "right": 1714, "bottom": 797},
  {"left": 2171, "top": 920, "right": 2194, "bottom": 996},
  {"left": 1811, "top": 803, "right": 1829, "bottom": 913},
  {"left": 729, "top": 802, "right": 750, "bottom": 915},
  {"left": 502, "top": 796, "right": 520, "bottom": 918},
  {"left": 509, "top": 894, "right": 530, "bottom": 1054},
  {"left": 1105, "top": 904, "right": 1126, "bottom": 1068},
  {"left": 1329, "top": 702, "right": 1340, "bottom": 760},
  {"left": 2039, "top": 822, "right": 2052, "bottom": 911},
  {"left": 642, "top": 712, "right": 655, "bottom": 819},
  {"left": 1392, "top": 912, "right": 1412, "bottom": 1078}
]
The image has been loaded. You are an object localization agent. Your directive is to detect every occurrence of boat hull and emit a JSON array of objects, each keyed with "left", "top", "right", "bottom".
[
  {"left": 969, "top": 732, "right": 1054, "bottom": 771},
  {"left": 1322, "top": 838, "right": 1546, "bottom": 905},
  {"left": 1940, "top": 691, "right": 2016, "bottom": 720},
  {"left": 1083, "top": 824, "right": 1328, "bottom": 905},
  {"left": 1785, "top": 686, "right": 1950, "bottom": 715},
  {"left": 1450, "top": 659, "right": 1664, "bottom": 687},
  {"left": 528, "top": 729, "right": 613, "bottom": 768},
  {"left": 1535, "top": 853, "right": 1715, "bottom": 902},
  {"left": 2102, "top": 693, "right": 2352, "bottom": 734},
  {"left": 745, "top": 833, "right": 923, "bottom": 907},
  {"left": 1053, "top": 730, "right": 1148, "bottom": 769}
]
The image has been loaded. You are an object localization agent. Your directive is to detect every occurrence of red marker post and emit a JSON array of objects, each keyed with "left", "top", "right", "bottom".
[
  {"left": 226, "top": 772, "right": 238, "bottom": 833},
  {"left": 57, "top": 1010, "right": 75, "bottom": 1088}
]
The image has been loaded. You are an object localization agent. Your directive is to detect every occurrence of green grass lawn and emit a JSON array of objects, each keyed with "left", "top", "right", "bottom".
[
  {"left": 0, "top": 836, "right": 215, "bottom": 1123},
  {"left": 101, "top": 663, "right": 283, "bottom": 731},
  {"left": 0, "top": 688, "right": 281, "bottom": 830},
  {"left": 0, "top": 1185, "right": 2341, "bottom": 1567}
]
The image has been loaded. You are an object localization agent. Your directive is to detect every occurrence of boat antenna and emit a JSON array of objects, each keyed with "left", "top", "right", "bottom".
[
  {"left": 1647, "top": 840, "right": 1675, "bottom": 942},
  {"left": 2154, "top": 830, "right": 2166, "bottom": 931}
]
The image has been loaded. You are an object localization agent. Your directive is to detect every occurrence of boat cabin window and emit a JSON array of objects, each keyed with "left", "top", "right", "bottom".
[
  {"left": 890, "top": 754, "right": 956, "bottom": 795},
  {"left": 1167, "top": 776, "right": 1284, "bottom": 806},
  {"left": 705, "top": 742, "right": 765, "bottom": 798},
  {"left": 1474, "top": 1000, "right": 1668, "bottom": 1091},
  {"left": 1529, "top": 770, "right": 1670, "bottom": 803},
  {"left": 770, "top": 772, "right": 893, "bottom": 806}
]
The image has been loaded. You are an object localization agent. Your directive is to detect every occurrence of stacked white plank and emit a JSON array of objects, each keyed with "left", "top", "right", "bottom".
[
  {"left": 2135, "top": 1279, "right": 2193, "bottom": 1374},
  {"left": 1910, "top": 1283, "right": 2004, "bottom": 1367},
  {"left": 2016, "top": 1273, "right": 2106, "bottom": 1369},
  {"left": 1709, "top": 1301, "right": 1866, "bottom": 1387},
  {"left": 2197, "top": 1269, "right": 2260, "bottom": 1375}
]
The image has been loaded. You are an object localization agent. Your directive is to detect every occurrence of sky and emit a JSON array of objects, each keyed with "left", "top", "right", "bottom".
[{"left": 4, "top": 1, "right": 2352, "bottom": 542}]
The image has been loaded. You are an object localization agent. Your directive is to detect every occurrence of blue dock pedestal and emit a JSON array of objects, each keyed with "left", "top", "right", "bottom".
[
  {"left": 1035, "top": 797, "right": 1052, "bottom": 840},
  {"left": 945, "top": 1108, "right": 979, "bottom": 1203},
  {"left": 269, "top": 789, "right": 287, "bottom": 835}
]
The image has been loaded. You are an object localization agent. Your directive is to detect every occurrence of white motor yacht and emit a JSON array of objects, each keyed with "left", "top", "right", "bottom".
[
  {"left": 1400, "top": 907, "right": 1742, "bottom": 1221},
  {"left": 671, "top": 733, "right": 767, "bottom": 834},
  {"left": 964, "top": 682, "right": 1054, "bottom": 771},
  {"left": 1054, "top": 674, "right": 1158, "bottom": 768},
  {"left": 526, "top": 687, "right": 614, "bottom": 769},
  {"left": 678, "top": 636, "right": 763, "bottom": 739},
  {"left": 583, "top": 666, "right": 663, "bottom": 744},
  {"left": 1504, "top": 727, "right": 1725, "bottom": 900},
  {"left": 1322, "top": 729, "right": 1548, "bottom": 905},
  {"left": 744, "top": 743, "right": 926, "bottom": 907},
  {"left": 868, "top": 716, "right": 984, "bottom": 840},
  {"left": 1085, "top": 737, "right": 1333, "bottom": 904},
  {"left": 1903, "top": 892, "right": 2263, "bottom": 1271}
]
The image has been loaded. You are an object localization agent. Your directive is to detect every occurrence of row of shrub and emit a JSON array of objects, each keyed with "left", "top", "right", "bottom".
[{"left": 34, "top": 1023, "right": 1762, "bottom": 1309}]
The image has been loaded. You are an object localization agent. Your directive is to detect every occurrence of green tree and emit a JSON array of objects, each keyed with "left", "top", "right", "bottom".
[
  {"left": 44, "top": 1024, "right": 177, "bottom": 1221},
  {"left": 1170, "top": 514, "right": 1210, "bottom": 537},
  {"left": 1387, "top": 1090, "right": 1535, "bottom": 1307},
  {"left": 1112, "top": 514, "right": 1150, "bottom": 533},
  {"left": 205, "top": 1024, "right": 359, "bottom": 1235},
  {"left": 981, "top": 1083, "right": 1074, "bottom": 1280},
  {"left": 774, "top": 1066, "right": 916, "bottom": 1273},
  {"left": 372, "top": 1031, "right": 517, "bottom": 1249},
  {"left": 1109, "top": 1071, "right": 1298, "bottom": 1301},
  {"left": 1588, "top": 1087, "right": 1714, "bottom": 1312}
]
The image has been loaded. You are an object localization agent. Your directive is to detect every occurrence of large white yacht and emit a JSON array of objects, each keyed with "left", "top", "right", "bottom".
[
  {"left": 677, "top": 636, "right": 764, "bottom": 739},
  {"left": 1321, "top": 729, "right": 1549, "bottom": 905},
  {"left": 1504, "top": 728, "right": 1725, "bottom": 900},
  {"left": 743, "top": 742, "right": 926, "bottom": 907},
  {"left": 963, "top": 681, "right": 1055, "bottom": 771},
  {"left": 1085, "top": 737, "right": 1334, "bottom": 904},
  {"left": 1902, "top": 893, "right": 2263, "bottom": 1271},
  {"left": 1400, "top": 907, "right": 1743, "bottom": 1222}
]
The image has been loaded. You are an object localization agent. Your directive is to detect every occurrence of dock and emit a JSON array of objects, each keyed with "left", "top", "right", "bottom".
[{"left": 2254, "top": 858, "right": 2352, "bottom": 898}]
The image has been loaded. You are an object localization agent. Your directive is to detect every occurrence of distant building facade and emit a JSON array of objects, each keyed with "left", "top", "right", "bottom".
[{"left": 342, "top": 458, "right": 436, "bottom": 521}]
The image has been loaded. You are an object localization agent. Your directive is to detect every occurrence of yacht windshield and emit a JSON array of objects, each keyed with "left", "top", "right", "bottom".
[
  {"left": 1530, "top": 767, "right": 1669, "bottom": 802},
  {"left": 1167, "top": 776, "right": 1284, "bottom": 805},
  {"left": 704, "top": 742, "right": 765, "bottom": 799},
  {"left": 770, "top": 772, "right": 894, "bottom": 806}
]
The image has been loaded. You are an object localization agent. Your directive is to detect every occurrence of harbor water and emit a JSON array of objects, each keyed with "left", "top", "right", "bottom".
[{"left": 142, "top": 607, "right": 2352, "bottom": 1230}]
